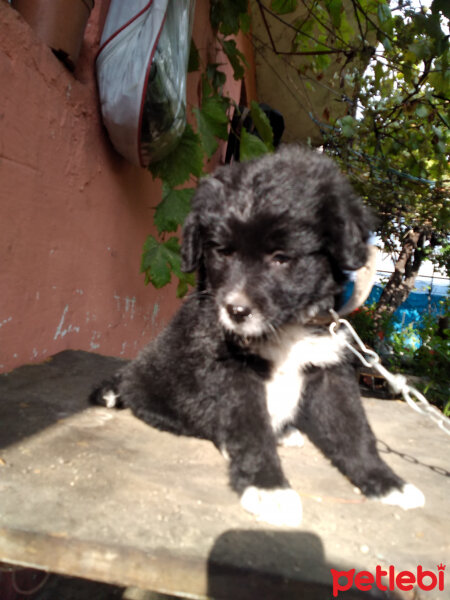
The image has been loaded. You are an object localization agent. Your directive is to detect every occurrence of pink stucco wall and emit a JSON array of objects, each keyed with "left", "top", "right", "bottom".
[{"left": 0, "top": 0, "right": 255, "bottom": 373}]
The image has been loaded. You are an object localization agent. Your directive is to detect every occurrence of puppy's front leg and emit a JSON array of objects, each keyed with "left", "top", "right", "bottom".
[
  {"left": 219, "top": 387, "right": 302, "bottom": 527},
  {"left": 298, "top": 364, "right": 424, "bottom": 509}
]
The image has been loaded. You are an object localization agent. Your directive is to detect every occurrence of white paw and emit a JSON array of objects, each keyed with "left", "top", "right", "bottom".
[
  {"left": 278, "top": 426, "right": 305, "bottom": 448},
  {"left": 102, "top": 390, "right": 120, "bottom": 408},
  {"left": 379, "top": 483, "right": 425, "bottom": 510},
  {"left": 240, "top": 486, "right": 303, "bottom": 527}
]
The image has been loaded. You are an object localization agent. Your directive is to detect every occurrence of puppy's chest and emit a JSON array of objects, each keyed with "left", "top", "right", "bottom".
[
  {"left": 257, "top": 327, "right": 346, "bottom": 432},
  {"left": 264, "top": 350, "right": 305, "bottom": 434}
]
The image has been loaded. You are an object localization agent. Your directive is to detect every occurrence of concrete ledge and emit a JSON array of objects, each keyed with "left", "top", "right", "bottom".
[{"left": 0, "top": 351, "right": 449, "bottom": 599}]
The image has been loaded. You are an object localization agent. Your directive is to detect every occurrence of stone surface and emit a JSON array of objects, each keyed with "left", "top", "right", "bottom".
[{"left": 0, "top": 351, "right": 449, "bottom": 599}]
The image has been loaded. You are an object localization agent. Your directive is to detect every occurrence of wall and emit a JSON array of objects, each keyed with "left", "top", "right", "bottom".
[{"left": 0, "top": 0, "right": 255, "bottom": 373}]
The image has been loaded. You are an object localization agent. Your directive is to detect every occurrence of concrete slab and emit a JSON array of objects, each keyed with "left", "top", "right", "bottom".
[{"left": 0, "top": 351, "right": 449, "bottom": 599}]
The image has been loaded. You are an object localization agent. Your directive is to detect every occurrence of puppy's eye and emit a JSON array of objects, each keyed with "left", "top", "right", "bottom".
[
  {"left": 218, "top": 247, "right": 234, "bottom": 257},
  {"left": 209, "top": 244, "right": 234, "bottom": 257},
  {"left": 270, "top": 252, "right": 291, "bottom": 266}
]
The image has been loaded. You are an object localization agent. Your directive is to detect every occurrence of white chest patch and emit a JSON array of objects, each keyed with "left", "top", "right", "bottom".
[{"left": 256, "top": 325, "right": 348, "bottom": 433}]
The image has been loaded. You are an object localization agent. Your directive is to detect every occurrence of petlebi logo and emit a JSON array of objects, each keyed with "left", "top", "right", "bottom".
[{"left": 331, "top": 563, "right": 445, "bottom": 596}]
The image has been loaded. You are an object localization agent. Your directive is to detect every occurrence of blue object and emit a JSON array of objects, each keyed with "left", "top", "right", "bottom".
[
  {"left": 344, "top": 280, "right": 448, "bottom": 319},
  {"left": 344, "top": 278, "right": 449, "bottom": 353}
]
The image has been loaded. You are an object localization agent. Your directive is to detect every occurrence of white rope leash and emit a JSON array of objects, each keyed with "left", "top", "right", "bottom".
[{"left": 329, "top": 314, "right": 450, "bottom": 436}]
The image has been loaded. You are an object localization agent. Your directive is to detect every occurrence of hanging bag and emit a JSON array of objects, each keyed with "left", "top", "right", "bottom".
[{"left": 96, "top": 0, "right": 195, "bottom": 167}]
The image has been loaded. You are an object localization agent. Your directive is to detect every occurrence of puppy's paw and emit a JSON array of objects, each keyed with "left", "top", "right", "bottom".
[
  {"left": 278, "top": 426, "right": 305, "bottom": 448},
  {"left": 378, "top": 483, "right": 425, "bottom": 510},
  {"left": 240, "top": 486, "right": 302, "bottom": 527},
  {"left": 102, "top": 389, "right": 121, "bottom": 408},
  {"left": 89, "top": 386, "right": 121, "bottom": 409}
]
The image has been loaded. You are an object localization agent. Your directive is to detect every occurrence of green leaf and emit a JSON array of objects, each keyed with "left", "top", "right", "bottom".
[
  {"left": 141, "top": 234, "right": 196, "bottom": 295},
  {"left": 377, "top": 2, "right": 393, "bottom": 33},
  {"left": 314, "top": 52, "right": 332, "bottom": 72},
  {"left": 413, "top": 13, "right": 447, "bottom": 55},
  {"left": 325, "top": 0, "right": 342, "bottom": 29},
  {"left": 271, "top": 0, "right": 298, "bottom": 15},
  {"left": 163, "top": 237, "right": 184, "bottom": 278},
  {"left": 240, "top": 12, "right": 251, "bottom": 34},
  {"left": 338, "top": 115, "right": 357, "bottom": 138},
  {"left": 432, "top": 0, "right": 450, "bottom": 19},
  {"left": 380, "top": 36, "right": 392, "bottom": 52},
  {"left": 377, "top": 2, "right": 392, "bottom": 23},
  {"left": 221, "top": 39, "right": 248, "bottom": 81},
  {"left": 250, "top": 101, "right": 274, "bottom": 150},
  {"left": 415, "top": 104, "right": 429, "bottom": 118},
  {"left": 293, "top": 16, "right": 315, "bottom": 49},
  {"left": 154, "top": 185, "right": 194, "bottom": 234},
  {"left": 407, "top": 39, "right": 433, "bottom": 61},
  {"left": 210, "top": 0, "right": 248, "bottom": 35},
  {"left": 141, "top": 236, "right": 182, "bottom": 289},
  {"left": 193, "top": 94, "right": 229, "bottom": 158},
  {"left": 374, "top": 61, "right": 384, "bottom": 87},
  {"left": 240, "top": 128, "right": 271, "bottom": 161},
  {"left": 176, "top": 272, "right": 196, "bottom": 298},
  {"left": 149, "top": 124, "right": 204, "bottom": 187},
  {"left": 338, "top": 10, "right": 355, "bottom": 43},
  {"left": 206, "top": 63, "right": 227, "bottom": 93},
  {"left": 428, "top": 55, "right": 450, "bottom": 95}
]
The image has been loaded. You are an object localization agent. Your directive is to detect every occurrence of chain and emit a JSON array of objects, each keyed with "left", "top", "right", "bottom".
[{"left": 329, "top": 313, "right": 450, "bottom": 436}]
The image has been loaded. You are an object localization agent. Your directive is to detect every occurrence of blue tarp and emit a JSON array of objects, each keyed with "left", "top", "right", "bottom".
[
  {"left": 343, "top": 278, "right": 448, "bottom": 350},
  {"left": 344, "top": 279, "right": 448, "bottom": 322},
  {"left": 366, "top": 282, "right": 448, "bottom": 322}
]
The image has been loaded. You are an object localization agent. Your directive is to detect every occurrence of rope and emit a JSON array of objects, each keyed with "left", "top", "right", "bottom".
[
  {"left": 0, "top": 565, "right": 50, "bottom": 596},
  {"left": 329, "top": 313, "right": 450, "bottom": 436},
  {"left": 12, "top": 569, "right": 50, "bottom": 596}
]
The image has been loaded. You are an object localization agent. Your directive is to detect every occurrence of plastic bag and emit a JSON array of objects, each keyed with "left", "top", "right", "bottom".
[{"left": 96, "top": 0, "right": 196, "bottom": 167}]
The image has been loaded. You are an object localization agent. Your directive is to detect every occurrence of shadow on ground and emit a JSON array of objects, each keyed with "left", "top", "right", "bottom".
[{"left": 0, "top": 351, "right": 125, "bottom": 449}]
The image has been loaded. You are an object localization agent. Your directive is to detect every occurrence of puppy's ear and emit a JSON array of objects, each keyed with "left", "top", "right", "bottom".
[
  {"left": 181, "top": 176, "right": 225, "bottom": 273},
  {"left": 326, "top": 190, "right": 374, "bottom": 272},
  {"left": 181, "top": 210, "right": 201, "bottom": 273}
]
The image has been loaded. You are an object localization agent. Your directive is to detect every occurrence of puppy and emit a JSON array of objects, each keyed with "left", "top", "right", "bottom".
[{"left": 90, "top": 146, "right": 424, "bottom": 526}]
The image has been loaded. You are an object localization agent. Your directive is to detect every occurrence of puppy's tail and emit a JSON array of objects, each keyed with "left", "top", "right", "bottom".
[{"left": 89, "top": 374, "right": 123, "bottom": 409}]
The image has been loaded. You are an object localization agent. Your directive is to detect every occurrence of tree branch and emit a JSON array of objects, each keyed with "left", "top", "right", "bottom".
[{"left": 255, "top": 0, "right": 349, "bottom": 52}]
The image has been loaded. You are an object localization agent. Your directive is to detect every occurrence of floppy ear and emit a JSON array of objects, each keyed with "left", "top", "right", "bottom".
[
  {"left": 180, "top": 175, "right": 225, "bottom": 273},
  {"left": 181, "top": 210, "right": 201, "bottom": 273},
  {"left": 326, "top": 189, "right": 374, "bottom": 272},
  {"left": 333, "top": 217, "right": 370, "bottom": 271}
]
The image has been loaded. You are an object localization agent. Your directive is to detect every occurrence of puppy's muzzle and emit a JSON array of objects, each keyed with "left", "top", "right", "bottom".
[{"left": 220, "top": 291, "right": 265, "bottom": 337}]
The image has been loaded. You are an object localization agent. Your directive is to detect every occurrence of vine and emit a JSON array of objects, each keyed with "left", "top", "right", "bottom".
[{"left": 140, "top": 1, "right": 273, "bottom": 297}]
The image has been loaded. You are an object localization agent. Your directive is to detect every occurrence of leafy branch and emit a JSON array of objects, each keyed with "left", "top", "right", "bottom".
[{"left": 140, "top": 2, "right": 274, "bottom": 296}]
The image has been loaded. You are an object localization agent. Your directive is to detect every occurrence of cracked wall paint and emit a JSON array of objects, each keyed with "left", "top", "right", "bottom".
[
  {"left": 0, "top": 316, "right": 13, "bottom": 328},
  {"left": 113, "top": 295, "right": 137, "bottom": 320},
  {"left": 124, "top": 296, "right": 136, "bottom": 319},
  {"left": 90, "top": 331, "right": 101, "bottom": 350},
  {"left": 54, "top": 305, "right": 81, "bottom": 340},
  {"left": 0, "top": 0, "right": 232, "bottom": 372},
  {"left": 152, "top": 303, "right": 160, "bottom": 327}
]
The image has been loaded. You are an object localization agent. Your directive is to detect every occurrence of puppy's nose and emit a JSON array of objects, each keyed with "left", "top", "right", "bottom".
[{"left": 226, "top": 303, "right": 252, "bottom": 323}]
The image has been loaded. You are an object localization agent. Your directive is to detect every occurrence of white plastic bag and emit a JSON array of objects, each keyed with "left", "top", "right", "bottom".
[{"left": 97, "top": 0, "right": 195, "bottom": 167}]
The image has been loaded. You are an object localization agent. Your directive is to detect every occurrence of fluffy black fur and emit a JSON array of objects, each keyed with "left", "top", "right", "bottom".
[{"left": 90, "top": 146, "right": 423, "bottom": 524}]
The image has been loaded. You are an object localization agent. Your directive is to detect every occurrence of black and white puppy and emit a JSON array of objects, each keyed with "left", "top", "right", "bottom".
[{"left": 90, "top": 146, "right": 424, "bottom": 526}]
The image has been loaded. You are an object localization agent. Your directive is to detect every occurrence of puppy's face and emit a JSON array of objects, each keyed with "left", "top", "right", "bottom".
[
  {"left": 182, "top": 146, "right": 372, "bottom": 339},
  {"left": 202, "top": 212, "right": 335, "bottom": 338}
]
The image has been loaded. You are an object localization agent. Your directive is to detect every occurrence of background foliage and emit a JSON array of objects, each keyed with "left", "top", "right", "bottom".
[{"left": 141, "top": 0, "right": 449, "bottom": 302}]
